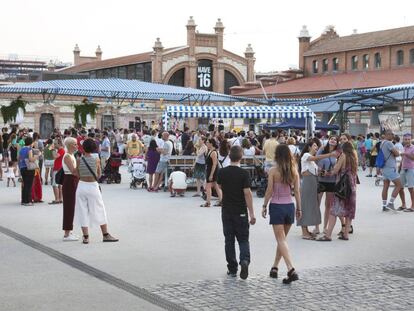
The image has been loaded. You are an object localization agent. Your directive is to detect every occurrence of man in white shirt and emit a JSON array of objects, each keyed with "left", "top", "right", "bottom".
[{"left": 168, "top": 167, "right": 188, "bottom": 197}]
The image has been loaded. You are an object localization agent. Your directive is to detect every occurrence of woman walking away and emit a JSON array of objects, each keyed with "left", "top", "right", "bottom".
[
  {"left": 193, "top": 137, "right": 207, "bottom": 197},
  {"left": 200, "top": 138, "right": 223, "bottom": 207},
  {"left": 18, "top": 137, "right": 38, "bottom": 206},
  {"left": 75, "top": 138, "right": 118, "bottom": 244},
  {"left": 218, "top": 139, "right": 230, "bottom": 168},
  {"left": 262, "top": 144, "right": 302, "bottom": 284},
  {"left": 9, "top": 133, "right": 19, "bottom": 177},
  {"left": 146, "top": 139, "right": 160, "bottom": 191},
  {"left": 43, "top": 138, "right": 54, "bottom": 185},
  {"left": 298, "top": 141, "right": 337, "bottom": 239},
  {"left": 62, "top": 137, "right": 79, "bottom": 241},
  {"left": 317, "top": 142, "right": 358, "bottom": 242}
]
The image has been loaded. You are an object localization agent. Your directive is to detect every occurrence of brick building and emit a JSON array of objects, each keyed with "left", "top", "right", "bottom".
[
  {"left": 1, "top": 17, "right": 255, "bottom": 135},
  {"left": 235, "top": 25, "right": 414, "bottom": 133}
]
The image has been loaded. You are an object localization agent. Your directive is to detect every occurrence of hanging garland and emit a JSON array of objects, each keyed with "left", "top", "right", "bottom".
[
  {"left": 1, "top": 96, "right": 27, "bottom": 124},
  {"left": 74, "top": 98, "right": 98, "bottom": 126}
]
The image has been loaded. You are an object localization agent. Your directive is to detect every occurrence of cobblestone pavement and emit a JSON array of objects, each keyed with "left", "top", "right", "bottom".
[{"left": 148, "top": 260, "right": 414, "bottom": 311}]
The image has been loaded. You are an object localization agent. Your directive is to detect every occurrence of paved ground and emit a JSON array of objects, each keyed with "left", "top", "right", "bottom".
[{"left": 1, "top": 166, "right": 414, "bottom": 310}]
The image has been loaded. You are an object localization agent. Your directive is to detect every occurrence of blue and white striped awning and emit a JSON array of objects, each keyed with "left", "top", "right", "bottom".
[
  {"left": 0, "top": 78, "right": 267, "bottom": 104},
  {"left": 165, "top": 105, "right": 314, "bottom": 119},
  {"left": 163, "top": 105, "right": 316, "bottom": 130}
]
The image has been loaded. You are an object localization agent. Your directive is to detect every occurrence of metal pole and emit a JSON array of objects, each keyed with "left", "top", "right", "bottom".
[{"left": 339, "top": 101, "right": 344, "bottom": 133}]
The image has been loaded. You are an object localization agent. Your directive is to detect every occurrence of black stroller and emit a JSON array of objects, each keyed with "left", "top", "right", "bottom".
[
  {"left": 255, "top": 165, "right": 267, "bottom": 198},
  {"left": 99, "top": 152, "right": 122, "bottom": 184}
]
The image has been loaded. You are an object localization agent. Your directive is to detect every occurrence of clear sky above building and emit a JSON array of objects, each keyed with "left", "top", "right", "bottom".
[{"left": 1, "top": 0, "right": 413, "bottom": 72}]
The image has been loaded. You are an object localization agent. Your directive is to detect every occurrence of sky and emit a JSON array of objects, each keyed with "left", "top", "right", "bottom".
[{"left": 1, "top": 0, "right": 414, "bottom": 72}]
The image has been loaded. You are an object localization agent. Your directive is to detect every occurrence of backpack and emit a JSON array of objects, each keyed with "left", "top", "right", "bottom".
[{"left": 375, "top": 142, "right": 391, "bottom": 169}]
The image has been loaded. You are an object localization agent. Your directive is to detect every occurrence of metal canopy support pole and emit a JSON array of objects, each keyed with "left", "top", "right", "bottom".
[{"left": 338, "top": 100, "right": 345, "bottom": 133}]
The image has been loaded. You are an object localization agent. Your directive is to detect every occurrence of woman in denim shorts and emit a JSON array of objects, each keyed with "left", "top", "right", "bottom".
[{"left": 262, "top": 144, "right": 302, "bottom": 284}]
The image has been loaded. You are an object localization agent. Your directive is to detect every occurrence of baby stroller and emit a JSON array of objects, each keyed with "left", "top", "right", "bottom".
[
  {"left": 255, "top": 165, "right": 268, "bottom": 198},
  {"left": 99, "top": 152, "right": 122, "bottom": 184},
  {"left": 129, "top": 157, "right": 148, "bottom": 189}
]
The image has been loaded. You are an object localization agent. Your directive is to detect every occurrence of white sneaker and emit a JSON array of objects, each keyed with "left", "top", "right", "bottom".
[{"left": 63, "top": 233, "right": 79, "bottom": 241}]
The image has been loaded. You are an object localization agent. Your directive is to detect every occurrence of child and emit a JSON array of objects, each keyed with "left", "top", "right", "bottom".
[{"left": 6, "top": 161, "right": 16, "bottom": 187}]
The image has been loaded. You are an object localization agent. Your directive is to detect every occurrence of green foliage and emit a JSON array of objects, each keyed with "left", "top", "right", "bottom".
[
  {"left": 0, "top": 96, "right": 27, "bottom": 124},
  {"left": 74, "top": 98, "right": 98, "bottom": 126}
]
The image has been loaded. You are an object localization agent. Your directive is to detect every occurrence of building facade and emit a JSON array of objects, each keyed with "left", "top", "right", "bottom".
[
  {"left": 1, "top": 17, "right": 255, "bottom": 136},
  {"left": 235, "top": 25, "right": 414, "bottom": 134}
]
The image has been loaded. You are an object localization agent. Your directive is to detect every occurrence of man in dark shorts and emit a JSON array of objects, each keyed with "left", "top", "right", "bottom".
[{"left": 217, "top": 145, "right": 256, "bottom": 279}]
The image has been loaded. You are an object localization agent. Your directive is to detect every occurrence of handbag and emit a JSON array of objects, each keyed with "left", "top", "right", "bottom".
[
  {"left": 55, "top": 168, "right": 65, "bottom": 185},
  {"left": 25, "top": 158, "right": 38, "bottom": 170},
  {"left": 334, "top": 172, "right": 352, "bottom": 200},
  {"left": 82, "top": 157, "right": 102, "bottom": 192}
]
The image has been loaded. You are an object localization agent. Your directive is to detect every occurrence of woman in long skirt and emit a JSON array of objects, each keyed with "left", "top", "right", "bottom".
[{"left": 297, "top": 141, "right": 337, "bottom": 239}]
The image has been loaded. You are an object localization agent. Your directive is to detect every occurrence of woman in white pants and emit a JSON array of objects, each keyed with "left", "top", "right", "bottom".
[{"left": 75, "top": 138, "right": 118, "bottom": 244}]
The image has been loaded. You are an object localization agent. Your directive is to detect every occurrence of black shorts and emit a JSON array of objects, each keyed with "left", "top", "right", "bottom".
[
  {"left": 318, "top": 182, "right": 336, "bottom": 193},
  {"left": 269, "top": 203, "right": 295, "bottom": 225},
  {"left": 370, "top": 155, "right": 377, "bottom": 167}
]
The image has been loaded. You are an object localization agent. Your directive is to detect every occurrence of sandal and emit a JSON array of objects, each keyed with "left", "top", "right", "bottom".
[
  {"left": 200, "top": 202, "right": 211, "bottom": 208},
  {"left": 269, "top": 267, "right": 278, "bottom": 278},
  {"left": 338, "top": 235, "right": 349, "bottom": 241},
  {"left": 302, "top": 235, "right": 315, "bottom": 240},
  {"left": 337, "top": 224, "right": 345, "bottom": 236},
  {"left": 192, "top": 193, "right": 201, "bottom": 197},
  {"left": 316, "top": 235, "right": 332, "bottom": 242},
  {"left": 48, "top": 201, "right": 60, "bottom": 205},
  {"left": 214, "top": 201, "right": 222, "bottom": 207},
  {"left": 82, "top": 235, "right": 89, "bottom": 244},
  {"left": 103, "top": 233, "right": 119, "bottom": 242},
  {"left": 404, "top": 208, "right": 414, "bottom": 212},
  {"left": 282, "top": 268, "right": 299, "bottom": 284}
]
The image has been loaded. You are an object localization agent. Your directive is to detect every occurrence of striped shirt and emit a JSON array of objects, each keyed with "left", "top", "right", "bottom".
[{"left": 79, "top": 156, "right": 97, "bottom": 178}]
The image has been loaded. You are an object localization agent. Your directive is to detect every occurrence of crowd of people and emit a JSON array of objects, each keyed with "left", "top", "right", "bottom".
[{"left": 2, "top": 122, "right": 413, "bottom": 282}]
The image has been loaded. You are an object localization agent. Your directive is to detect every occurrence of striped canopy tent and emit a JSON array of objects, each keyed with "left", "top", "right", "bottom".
[
  {"left": 300, "top": 83, "right": 414, "bottom": 112},
  {"left": 163, "top": 105, "right": 315, "bottom": 133},
  {"left": 0, "top": 78, "right": 267, "bottom": 104},
  {"left": 295, "top": 82, "right": 414, "bottom": 132}
]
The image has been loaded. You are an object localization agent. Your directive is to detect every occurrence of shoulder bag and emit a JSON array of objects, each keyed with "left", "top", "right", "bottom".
[{"left": 334, "top": 170, "right": 352, "bottom": 200}]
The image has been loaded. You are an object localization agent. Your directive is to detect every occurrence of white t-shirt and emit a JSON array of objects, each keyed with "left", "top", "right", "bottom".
[
  {"left": 243, "top": 146, "right": 256, "bottom": 156},
  {"left": 218, "top": 153, "right": 231, "bottom": 168},
  {"left": 288, "top": 145, "right": 300, "bottom": 156},
  {"left": 160, "top": 140, "right": 173, "bottom": 162},
  {"left": 229, "top": 137, "right": 240, "bottom": 146},
  {"left": 169, "top": 171, "right": 187, "bottom": 189},
  {"left": 301, "top": 152, "right": 318, "bottom": 175}
]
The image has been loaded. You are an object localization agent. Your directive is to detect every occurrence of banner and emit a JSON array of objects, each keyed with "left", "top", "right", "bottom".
[{"left": 378, "top": 112, "right": 402, "bottom": 132}]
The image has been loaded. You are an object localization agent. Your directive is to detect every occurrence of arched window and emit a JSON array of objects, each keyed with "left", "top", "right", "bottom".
[
  {"left": 168, "top": 68, "right": 185, "bottom": 86},
  {"left": 374, "top": 53, "right": 381, "bottom": 68},
  {"left": 351, "top": 55, "right": 358, "bottom": 70},
  {"left": 312, "top": 60, "right": 318, "bottom": 73},
  {"left": 410, "top": 49, "right": 414, "bottom": 65},
  {"left": 224, "top": 70, "right": 240, "bottom": 95},
  {"left": 397, "top": 50, "right": 404, "bottom": 66},
  {"left": 322, "top": 59, "right": 328, "bottom": 72},
  {"left": 332, "top": 58, "right": 339, "bottom": 71},
  {"left": 363, "top": 54, "right": 369, "bottom": 69}
]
